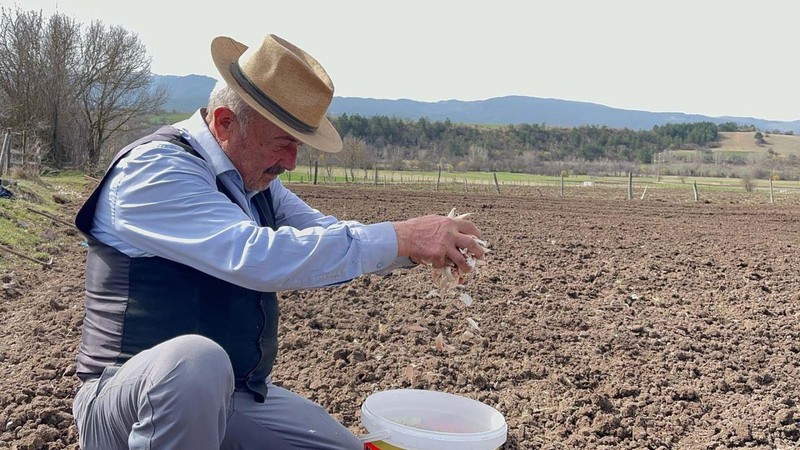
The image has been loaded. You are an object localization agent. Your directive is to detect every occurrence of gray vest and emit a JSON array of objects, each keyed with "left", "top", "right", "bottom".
[{"left": 75, "top": 127, "right": 279, "bottom": 402}]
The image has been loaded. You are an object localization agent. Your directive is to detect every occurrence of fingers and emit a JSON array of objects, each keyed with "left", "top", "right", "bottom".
[
  {"left": 392, "top": 214, "right": 484, "bottom": 271},
  {"left": 455, "top": 233, "right": 485, "bottom": 261},
  {"left": 435, "top": 217, "right": 483, "bottom": 273},
  {"left": 454, "top": 218, "right": 481, "bottom": 239},
  {"left": 447, "top": 246, "right": 470, "bottom": 273}
]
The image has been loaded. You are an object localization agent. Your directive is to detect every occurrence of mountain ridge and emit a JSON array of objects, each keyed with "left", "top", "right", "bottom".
[{"left": 152, "top": 74, "right": 800, "bottom": 133}]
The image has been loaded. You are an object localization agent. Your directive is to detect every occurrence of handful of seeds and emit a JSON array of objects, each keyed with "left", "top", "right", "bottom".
[
  {"left": 426, "top": 208, "right": 490, "bottom": 352},
  {"left": 428, "top": 207, "right": 490, "bottom": 304}
]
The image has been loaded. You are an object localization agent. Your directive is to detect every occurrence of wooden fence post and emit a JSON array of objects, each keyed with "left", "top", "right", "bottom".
[
  {"left": 374, "top": 166, "right": 378, "bottom": 186},
  {"left": 493, "top": 173, "right": 501, "bottom": 194},
  {"left": 627, "top": 172, "right": 633, "bottom": 201},
  {"left": 20, "top": 130, "right": 27, "bottom": 173},
  {"left": 560, "top": 174, "right": 564, "bottom": 197},
  {"left": 436, "top": 167, "right": 441, "bottom": 191},
  {"left": 0, "top": 128, "right": 10, "bottom": 176},
  {"left": 640, "top": 185, "right": 648, "bottom": 200},
  {"left": 764, "top": 178, "right": 770, "bottom": 204},
  {"left": 313, "top": 160, "right": 318, "bottom": 185},
  {"left": 692, "top": 181, "right": 699, "bottom": 202}
]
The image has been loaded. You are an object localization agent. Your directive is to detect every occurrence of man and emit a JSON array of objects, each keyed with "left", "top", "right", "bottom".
[{"left": 72, "top": 34, "right": 484, "bottom": 449}]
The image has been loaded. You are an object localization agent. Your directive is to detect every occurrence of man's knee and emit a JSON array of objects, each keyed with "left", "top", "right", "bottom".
[{"left": 155, "top": 334, "right": 234, "bottom": 392}]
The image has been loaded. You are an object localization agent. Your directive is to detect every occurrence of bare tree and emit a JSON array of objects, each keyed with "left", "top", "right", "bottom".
[
  {"left": 0, "top": 8, "right": 46, "bottom": 130},
  {"left": 0, "top": 8, "right": 86, "bottom": 167},
  {"left": 0, "top": 8, "right": 167, "bottom": 171},
  {"left": 340, "top": 135, "right": 369, "bottom": 181},
  {"left": 76, "top": 21, "right": 168, "bottom": 169},
  {"left": 41, "top": 13, "right": 81, "bottom": 167}
]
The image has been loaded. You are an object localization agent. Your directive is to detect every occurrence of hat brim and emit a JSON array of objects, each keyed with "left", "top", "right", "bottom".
[{"left": 211, "top": 36, "right": 342, "bottom": 153}]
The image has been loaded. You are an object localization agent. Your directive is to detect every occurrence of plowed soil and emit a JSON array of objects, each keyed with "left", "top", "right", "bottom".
[{"left": 1, "top": 182, "right": 799, "bottom": 450}]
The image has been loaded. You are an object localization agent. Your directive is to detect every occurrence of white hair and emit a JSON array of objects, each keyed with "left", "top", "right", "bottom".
[{"left": 207, "top": 80, "right": 255, "bottom": 133}]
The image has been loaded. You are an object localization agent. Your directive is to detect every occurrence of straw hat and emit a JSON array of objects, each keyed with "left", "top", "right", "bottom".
[{"left": 211, "top": 34, "right": 342, "bottom": 153}]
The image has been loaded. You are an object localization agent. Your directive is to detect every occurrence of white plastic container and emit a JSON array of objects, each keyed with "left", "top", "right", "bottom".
[{"left": 360, "top": 389, "right": 507, "bottom": 450}]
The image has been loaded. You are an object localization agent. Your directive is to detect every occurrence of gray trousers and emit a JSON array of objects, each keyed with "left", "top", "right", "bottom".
[{"left": 72, "top": 335, "right": 363, "bottom": 450}]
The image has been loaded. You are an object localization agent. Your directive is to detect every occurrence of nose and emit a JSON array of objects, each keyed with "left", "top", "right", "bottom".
[{"left": 282, "top": 146, "right": 298, "bottom": 171}]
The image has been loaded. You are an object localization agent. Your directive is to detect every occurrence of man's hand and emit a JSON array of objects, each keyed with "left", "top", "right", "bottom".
[{"left": 392, "top": 215, "right": 484, "bottom": 274}]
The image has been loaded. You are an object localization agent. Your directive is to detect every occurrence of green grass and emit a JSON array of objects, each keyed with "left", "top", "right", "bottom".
[
  {"left": 284, "top": 165, "right": 609, "bottom": 185},
  {"left": 0, "top": 173, "right": 86, "bottom": 269},
  {"left": 0, "top": 202, "right": 42, "bottom": 247},
  {"left": 43, "top": 169, "right": 89, "bottom": 192}
]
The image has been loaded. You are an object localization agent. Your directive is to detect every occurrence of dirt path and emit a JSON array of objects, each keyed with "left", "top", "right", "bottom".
[{"left": 1, "top": 184, "right": 799, "bottom": 449}]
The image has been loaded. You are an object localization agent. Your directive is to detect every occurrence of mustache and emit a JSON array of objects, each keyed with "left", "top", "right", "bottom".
[{"left": 265, "top": 165, "right": 286, "bottom": 176}]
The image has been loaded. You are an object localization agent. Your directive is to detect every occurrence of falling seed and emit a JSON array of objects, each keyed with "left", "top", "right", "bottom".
[
  {"left": 473, "top": 237, "right": 489, "bottom": 247},
  {"left": 466, "top": 317, "right": 481, "bottom": 332},
  {"left": 419, "top": 206, "right": 491, "bottom": 356},
  {"left": 425, "top": 289, "right": 440, "bottom": 299},
  {"left": 435, "top": 333, "right": 446, "bottom": 351},
  {"left": 403, "top": 365, "right": 415, "bottom": 384},
  {"left": 434, "top": 333, "right": 456, "bottom": 353}
]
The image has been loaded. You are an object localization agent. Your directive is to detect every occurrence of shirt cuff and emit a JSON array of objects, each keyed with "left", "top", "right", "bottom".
[{"left": 349, "top": 221, "right": 399, "bottom": 273}]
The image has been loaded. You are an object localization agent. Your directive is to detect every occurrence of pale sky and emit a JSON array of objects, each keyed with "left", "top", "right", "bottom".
[{"left": 4, "top": 0, "right": 800, "bottom": 121}]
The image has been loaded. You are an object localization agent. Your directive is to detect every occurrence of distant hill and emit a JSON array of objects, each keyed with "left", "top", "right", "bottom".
[
  {"left": 329, "top": 96, "right": 800, "bottom": 134},
  {"left": 152, "top": 74, "right": 217, "bottom": 113},
  {"left": 153, "top": 74, "right": 800, "bottom": 134}
]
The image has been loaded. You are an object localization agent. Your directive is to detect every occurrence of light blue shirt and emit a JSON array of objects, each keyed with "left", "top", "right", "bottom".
[{"left": 90, "top": 109, "right": 411, "bottom": 292}]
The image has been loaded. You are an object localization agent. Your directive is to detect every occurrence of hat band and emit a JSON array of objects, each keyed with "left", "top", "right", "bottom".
[{"left": 229, "top": 62, "right": 318, "bottom": 134}]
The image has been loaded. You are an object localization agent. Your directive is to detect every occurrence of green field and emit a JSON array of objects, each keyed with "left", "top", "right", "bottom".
[
  {"left": 283, "top": 165, "right": 800, "bottom": 192},
  {"left": 284, "top": 165, "right": 596, "bottom": 186}
]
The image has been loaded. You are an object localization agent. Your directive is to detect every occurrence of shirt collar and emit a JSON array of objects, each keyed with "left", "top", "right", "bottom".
[{"left": 173, "top": 109, "right": 238, "bottom": 178}]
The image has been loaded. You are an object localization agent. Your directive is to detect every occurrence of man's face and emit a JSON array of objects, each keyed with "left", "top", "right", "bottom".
[{"left": 222, "top": 112, "right": 300, "bottom": 192}]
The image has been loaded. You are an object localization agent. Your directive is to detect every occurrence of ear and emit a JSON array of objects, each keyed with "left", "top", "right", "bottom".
[{"left": 208, "top": 106, "right": 235, "bottom": 142}]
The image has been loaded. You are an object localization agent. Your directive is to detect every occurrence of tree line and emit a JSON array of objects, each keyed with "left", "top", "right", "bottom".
[
  {"left": 0, "top": 8, "right": 166, "bottom": 171},
  {"left": 321, "top": 114, "right": 723, "bottom": 174}
]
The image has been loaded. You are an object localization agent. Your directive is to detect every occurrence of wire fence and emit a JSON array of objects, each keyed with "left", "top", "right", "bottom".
[{"left": 282, "top": 164, "right": 800, "bottom": 205}]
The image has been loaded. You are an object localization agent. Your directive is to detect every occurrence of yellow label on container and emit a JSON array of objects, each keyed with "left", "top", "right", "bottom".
[{"left": 365, "top": 440, "right": 405, "bottom": 450}]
